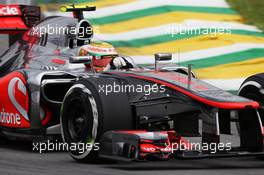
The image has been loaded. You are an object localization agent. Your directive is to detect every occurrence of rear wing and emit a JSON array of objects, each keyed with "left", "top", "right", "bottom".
[{"left": 0, "top": 4, "right": 40, "bottom": 45}]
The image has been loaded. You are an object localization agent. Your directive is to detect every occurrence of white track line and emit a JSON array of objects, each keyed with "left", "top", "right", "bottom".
[
  {"left": 131, "top": 43, "right": 264, "bottom": 64},
  {"left": 94, "top": 20, "right": 260, "bottom": 41}
]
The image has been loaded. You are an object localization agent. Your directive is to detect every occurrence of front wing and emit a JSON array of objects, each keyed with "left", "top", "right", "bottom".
[{"left": 99, "top": 130, "right": 264, "bottom": 161}]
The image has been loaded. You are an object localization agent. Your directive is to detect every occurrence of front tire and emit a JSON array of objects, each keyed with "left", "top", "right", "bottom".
[
  {"left": 61, "top": 78, "right": 133, "bottom": 162},
  {"left": 0, "top": 134, "right": 9, "bottom": 144},
  {"left": 238, "top": 73, "right": 264, "bottom": 123},
  {"left": 238, "top": 74, "right": 264, "bottom": 156}
]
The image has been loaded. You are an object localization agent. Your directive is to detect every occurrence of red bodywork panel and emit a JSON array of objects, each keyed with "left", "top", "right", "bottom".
[
  {"left": 0, "top": 72, "right": 52, "bottom": 128},
  {"left": 0, "top": 71, "right": 30, "bottom": 128},
  {"left": 0, "top": 5, "right": 28, "bottom": 34},
  {"left": 0, "top": 17, "right": 28, "bottom": 33},
  {"left": 115, "top": 130, "right": 191, "bottom": 159}
]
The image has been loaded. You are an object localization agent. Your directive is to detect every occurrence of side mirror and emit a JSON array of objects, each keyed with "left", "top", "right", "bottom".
[
  {"left": 155, "top": 53, "right": 172, "bottom": 61},
  {"left": 154, "top": 53, "right": 172, "bottom": 70},
  {"left": 69, "top": 56, "right": 93, "bottom": 64}
]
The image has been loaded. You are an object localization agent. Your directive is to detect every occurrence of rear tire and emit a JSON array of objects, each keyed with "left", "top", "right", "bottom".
[{"left": 60, "top": 78, "right": 133, "bottom": 163}]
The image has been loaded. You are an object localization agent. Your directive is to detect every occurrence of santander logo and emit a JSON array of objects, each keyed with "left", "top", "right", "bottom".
[{"left": 0, "top": 6, "right": 20, "bottom": 16}]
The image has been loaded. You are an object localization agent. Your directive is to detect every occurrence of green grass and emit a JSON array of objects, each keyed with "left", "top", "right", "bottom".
[{"left": 227, "top": 0, "right": 264, "bottom": 31}]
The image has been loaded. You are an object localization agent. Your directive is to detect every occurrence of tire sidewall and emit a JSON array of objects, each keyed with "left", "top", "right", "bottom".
[{"left": 61, "top": 83, "right": 102, "bottom": 161}]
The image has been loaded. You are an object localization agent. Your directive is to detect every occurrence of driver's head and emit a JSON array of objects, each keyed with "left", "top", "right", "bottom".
[{"left": 79, "top": 41, "right": 118, "bottom": 71}]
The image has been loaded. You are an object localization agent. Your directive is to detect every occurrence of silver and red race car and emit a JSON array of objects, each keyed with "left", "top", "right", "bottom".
[{"left": 0, "top": 4, "right": 263, "bottom": 162}]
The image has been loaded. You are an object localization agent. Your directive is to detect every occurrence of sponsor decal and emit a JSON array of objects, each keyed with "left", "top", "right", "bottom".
[
  {"left": 80, "top": 45, "right": 117, "bottom": 56},
  {"left": 0, "top": 5, "right": 20, "bottom": 16},
  {"left": 88, "top": 45, "right": 116, "bottom": 54},
  {"left": 142, "top": 145, "right": 172, "bottom": 153},
  {"left": 0, "top": 108, "right": 21, "bottom": 125},
  {"left": 0, "top": 75, "right": 29, "bottom": 127},
  {"left": 8, "top": 77, "right": 29, "bottom": 121}
]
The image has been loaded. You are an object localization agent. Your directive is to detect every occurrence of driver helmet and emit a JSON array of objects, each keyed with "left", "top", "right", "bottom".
[{"left": 79, "top": 41, "right": 118, "bottom": 72}]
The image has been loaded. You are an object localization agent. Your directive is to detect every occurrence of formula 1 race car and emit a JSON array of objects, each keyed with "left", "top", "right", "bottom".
[{"left": 0, "top": 4, "right": 263, "bottom": 163}]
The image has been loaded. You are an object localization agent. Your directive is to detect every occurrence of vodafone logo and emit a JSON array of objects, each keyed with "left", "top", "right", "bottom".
[
  {"left": 8, "top": 77, "right": 29, "bottom": 121},
  {"left": 0, "top": 6, "right": 20, "bottom": 16},
  {"left": 0, "top": 108, "right": 21, "bottom": 126},
  {"left": 0, "top": 75, "right": 29, "bottom": 127}
]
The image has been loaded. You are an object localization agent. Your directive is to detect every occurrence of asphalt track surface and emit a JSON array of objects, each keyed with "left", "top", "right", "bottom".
[
  {"left": 0, "top": 140, "right": 264, "bottom": 175},
  {"left": 0, "top": 36, "right": 264, "bottom": 175}
]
